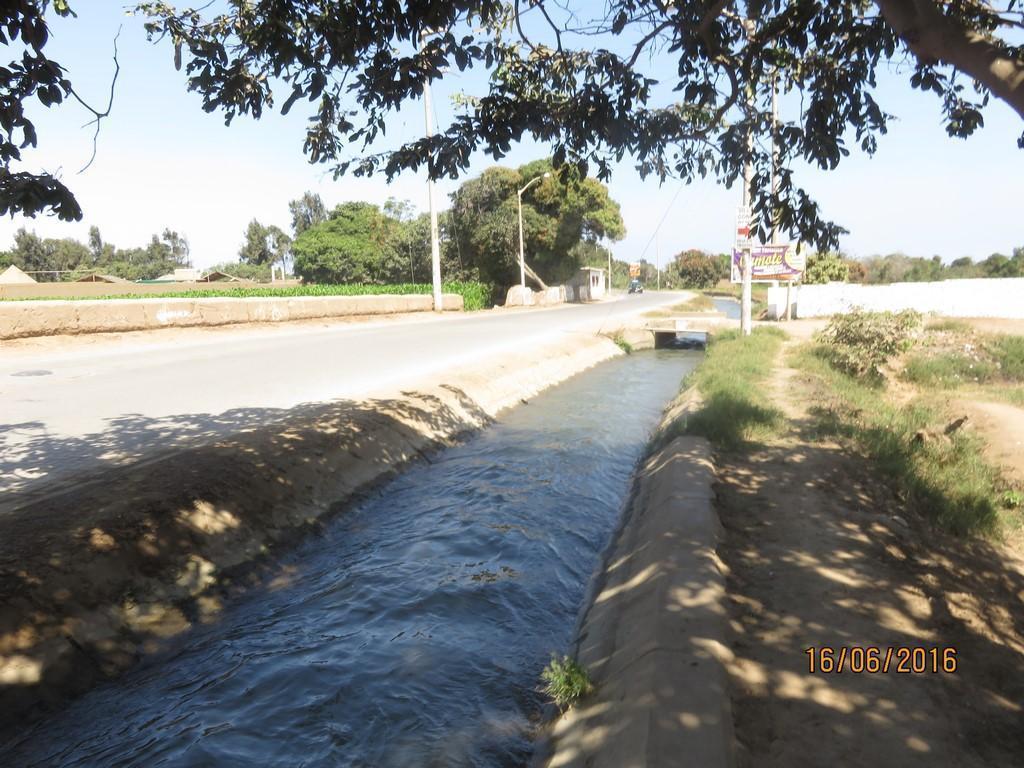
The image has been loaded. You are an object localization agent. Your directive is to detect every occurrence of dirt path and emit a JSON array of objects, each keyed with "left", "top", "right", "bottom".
[
  {"left": 955, "top": 399, "right": 1024, "bottom": 486},
  {"left": 718, "top": 339, "right": 1024, "bottom": 767}
]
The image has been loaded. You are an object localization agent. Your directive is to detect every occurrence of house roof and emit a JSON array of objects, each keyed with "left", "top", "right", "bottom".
[
  {"left": 0, "top": 264, "right": 37, "bottom": 284},
  {"left": 198, "top": 270, "right": 246, "bottom": 282},
  {"left": 75, "top": 273, "right": 131, "bottom": 283}
]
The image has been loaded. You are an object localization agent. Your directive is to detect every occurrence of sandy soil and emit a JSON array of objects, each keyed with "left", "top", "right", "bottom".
[
  {"left": 955, "top": 399, "right": 1024, "bottom": 486},
  {"left": 718, "top": 338, "right": 1024, "bottom": 767}
]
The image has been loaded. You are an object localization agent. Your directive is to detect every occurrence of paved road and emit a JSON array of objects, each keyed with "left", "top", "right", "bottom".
[{"left": 1, "top": 292, "right": 685, "bottom": 505}]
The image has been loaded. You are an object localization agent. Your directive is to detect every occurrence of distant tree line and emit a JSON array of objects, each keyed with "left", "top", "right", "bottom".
[
  {"left": 0, "top": 227, "right": 190, "bottom": 282},
  {"left": 630, "top": 245, "right": 1024, "bottom": 290},
  {"left": 283, "top": 158, "right": 626, "bottom": 289},
  {"left": 803, "top": 249, "right": 1024, "bottom": 285},
  {"left": 0, "top": 157, "right": 625, "bottom": 289},
  {"left": 850, "top": 250, "right": 1024, "bottom": 283}
]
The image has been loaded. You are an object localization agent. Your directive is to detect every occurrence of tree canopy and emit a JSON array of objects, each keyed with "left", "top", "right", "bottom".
[
  {"left": 239, "top": 219, "right": 291, "bottom": 265},
  {"left": 288, "top": 191, "right": 327, "bottom": 237},
  {"left": 131, "top": 0, "right": 1024, "bottom": 250},
  {"left": 288, "top": 159, "right": 623, "bottom": 287},
  {"left": 3, "top": 1, "right": 1023, "bottom": 249},
  {"left": 448, "top": 159, "right": 625, "bottom": 286},
  {"left": 673, "top": 249, "right": 729, "bottom": 289},
  {"left": 291, "top": 202, "right": 402, "bottom": 284}
]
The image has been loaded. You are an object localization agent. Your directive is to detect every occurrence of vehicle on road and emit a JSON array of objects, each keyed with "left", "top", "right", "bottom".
[{"left": 628, "top": 278, "right": 644, "bottom": 294}]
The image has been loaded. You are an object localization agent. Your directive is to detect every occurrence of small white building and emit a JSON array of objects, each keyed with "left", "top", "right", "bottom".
[{"left": 567, "top": 266, "right": 607, "bottom": 302}]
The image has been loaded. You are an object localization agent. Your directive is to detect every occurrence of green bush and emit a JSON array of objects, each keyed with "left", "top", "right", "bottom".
[
  {"left": 819, "top": 309, "right": 922, "bottom": 381},
  {"left": 803, "top": 252, "right": 849, "bottom": 284},
  {"left": 541, "top": 655, "right": 593, "bottom": 711}
]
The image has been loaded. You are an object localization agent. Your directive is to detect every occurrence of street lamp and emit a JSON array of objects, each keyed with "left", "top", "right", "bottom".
[{"left": 517, "top": 172, "right": 551, "bottom": 304}]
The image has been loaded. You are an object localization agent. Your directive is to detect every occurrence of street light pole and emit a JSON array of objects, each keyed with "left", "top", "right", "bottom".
[
  {"left": 517, "top": 172, "right": 550, "bottom": 305},
  {"left": 423, "top": 77, "right": 443, "bottom": 313}
]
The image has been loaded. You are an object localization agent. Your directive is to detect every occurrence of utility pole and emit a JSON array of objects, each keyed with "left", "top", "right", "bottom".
[
  {"left": 741, "top": 145, "right": 753, "bottom": 337},
  {"left": 770, "top": 71, "right": 793, "bottom": 321},
  {"left": 656, "top": 234, "right": 661, "bottom": 291},
  {"left": 421, "top": 41, "right": 443, "bottom": 312},
  {"left": 740, "top": 18, "right": 755, "bottom": 337}
]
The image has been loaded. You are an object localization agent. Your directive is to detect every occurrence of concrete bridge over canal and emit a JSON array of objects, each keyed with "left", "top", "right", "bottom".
[{"left": 618, "top": 310, "right": 738, "bottom": 349}]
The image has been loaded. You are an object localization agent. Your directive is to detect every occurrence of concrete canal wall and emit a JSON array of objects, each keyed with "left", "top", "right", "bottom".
[
  {"left": 543, "top": 389, "right": 735, "bottom": 768},
  {"left": 0, "top": 293, "right": 465, "bottom": 339}
]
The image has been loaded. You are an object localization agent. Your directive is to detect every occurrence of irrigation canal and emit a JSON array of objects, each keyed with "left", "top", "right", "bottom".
[{"left": 2, "top": 347, "right": 705, "bottom": 767}]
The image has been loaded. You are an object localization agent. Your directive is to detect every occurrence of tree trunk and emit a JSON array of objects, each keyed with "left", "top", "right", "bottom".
[
  {"left": 523, "top": 261, "right": 549, "bottom": 290},
  {"left": 875, "top": 0, "right": 1024, "bottom": 121}
]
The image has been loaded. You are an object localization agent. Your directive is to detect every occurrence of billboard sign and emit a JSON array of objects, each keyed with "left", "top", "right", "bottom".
[{"left": 731, "top": 244, "right": 805, "bottom": 283}]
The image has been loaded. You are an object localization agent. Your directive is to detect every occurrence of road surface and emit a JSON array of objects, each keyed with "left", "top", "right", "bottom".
[{"left": 1, "top": 292, "right": 685, "bottom": 508}]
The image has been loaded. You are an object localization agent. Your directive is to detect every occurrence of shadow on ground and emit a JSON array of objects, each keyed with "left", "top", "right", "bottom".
[{"left": 716, "top": 425, "right": 1024, "bottom": 767}]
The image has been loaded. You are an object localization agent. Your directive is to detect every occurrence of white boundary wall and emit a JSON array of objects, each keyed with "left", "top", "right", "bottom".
[{"left": 766, "top": 278, "right": 1024, "bottom": 319}]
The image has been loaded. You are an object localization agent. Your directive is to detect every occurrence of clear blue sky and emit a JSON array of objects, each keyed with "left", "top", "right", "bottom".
[{"left": 2, "top": 4, "right": 1022, "bottom": 269}]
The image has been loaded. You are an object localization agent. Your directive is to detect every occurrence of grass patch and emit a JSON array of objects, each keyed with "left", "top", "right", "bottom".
[
  {"left": 669, "top": 326, "right": 786, "bottom": 451},
  {"left": 926, "top": 318, "right": 973, "bottom": 333},
  {"left": 3, "top": 281, "right": 496, "bottom": 312},
  {"left": 792, "top": 343, "right": 1012, "bottom": 537},
  {"left": 997, "top": 387, "right": 1024, "bottom": 407},
  {"left": 899, "top": 332, "right": 1023, "bottom": 391},
  {"left": 642, "top": 295, "right": 716, "bottom": 319},
  {"left": 674, "top": 294, "right": 715, "bottom": 312},
  {"left": 992, "top": 335, "right": 1024, "bottom": 380},
  {"left": 541, "top": 655, "right": 593, "bottom": 712},
  {"left": 903, "top": 353, "right": 996, "bottom": 388}
]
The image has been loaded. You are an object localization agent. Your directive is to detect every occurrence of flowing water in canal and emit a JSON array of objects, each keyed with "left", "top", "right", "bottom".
[{"left": 2, "top": 349, "right": 701, "bottom": 768}]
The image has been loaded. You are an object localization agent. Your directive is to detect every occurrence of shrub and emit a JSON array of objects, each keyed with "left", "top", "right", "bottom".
[
  {"left": 674, "top": 252, "right": 721, "bottom": 289},
  {"left": 819, "top": 309, "right": 922, "bottom": 381},
  {"left": 541, "top": 655, "right": 593, "bottom": 711},
  {"left": 611, "top": 333, "right": 633, "bottom": 354},
  {"left": 803, "top": 252, "right": 850, "bottom": 284}
]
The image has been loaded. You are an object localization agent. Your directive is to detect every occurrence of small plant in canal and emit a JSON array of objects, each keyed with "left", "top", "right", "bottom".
[
  {"left": 541, "top": 655, "right": 594, "bottom": 711},
  {"left": 611, "top": 334, "right": 633, "bottom": 354}
]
